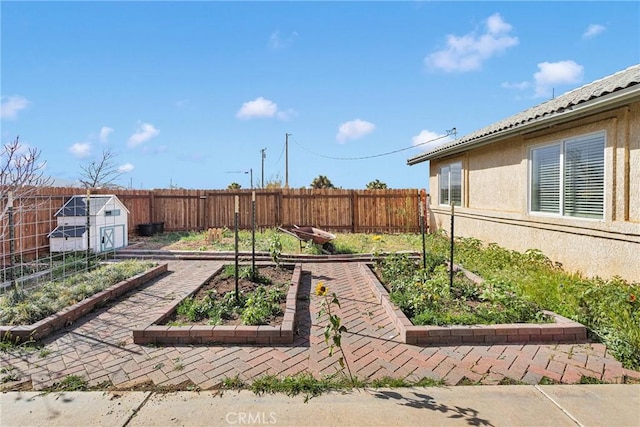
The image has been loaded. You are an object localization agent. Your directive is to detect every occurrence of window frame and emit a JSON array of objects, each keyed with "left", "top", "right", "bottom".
[
  {"left": 439, "top": 161, "right": 462, "bottom": 207},
  {"left": 528, "top": 131, "right": 605, "bottom": 220}
]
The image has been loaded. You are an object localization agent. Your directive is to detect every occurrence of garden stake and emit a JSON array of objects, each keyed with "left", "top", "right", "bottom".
[
  {"left": 86, "top": 189, "right": 91, "bottom": 270},
  {"left": 449, "top": 202, "right": 455, "bottom": 291},
  {"left": 7, "top": 191, "right": 16, "bottom": 290},
  {"left": 234, "top": 195, "right": 239, "bottom": 303},
  {"left": 251, "top": 191, "right": 256, "bottom": 280},
  {"left": 420, "top": 199, "right": 426, "bottom": 270}
]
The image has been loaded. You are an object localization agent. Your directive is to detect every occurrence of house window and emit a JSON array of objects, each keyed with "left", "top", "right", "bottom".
[
  {"left": 439, "top": 162, "right": 462, "bottom": 206},
  {"left": 530, "top": 132, "right": 604, "bottom": 219},
  {"left": 105, "top": 209, "right": 120, "bottom": 217}
]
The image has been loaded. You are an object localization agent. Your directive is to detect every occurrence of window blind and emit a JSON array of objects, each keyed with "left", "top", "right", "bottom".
[{"left": 563, "top": 134, "right": 604, "bottom": 218}]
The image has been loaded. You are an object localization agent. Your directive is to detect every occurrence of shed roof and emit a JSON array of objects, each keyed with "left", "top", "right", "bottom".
[
  {"left": 54, "top": 195, "right": 128, "bottom": 217},
  {"left": 408, "top": 63, "right": 640, "bottom": 165},
  {"left": 47, "top": 225, "right": 87, "bottom": 238}
]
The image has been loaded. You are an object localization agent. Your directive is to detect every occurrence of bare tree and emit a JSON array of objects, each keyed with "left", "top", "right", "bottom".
[
  {"left": 1, "top": 136, "right": 51, "bottom": 224},
  {"left": 1, "top": 136, "right": 51, "bottom": 291},
  {"left": 79, "top": 148, "right": 124, "bottom": 188}
]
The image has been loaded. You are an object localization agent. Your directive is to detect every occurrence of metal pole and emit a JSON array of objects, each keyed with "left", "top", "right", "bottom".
[
  {"left": 234, "top": 195, "right": 240, "bottom": 303},
  {"left": 86, "top": 189, "right": 91, "bottom": 269},
  {"left": 449, "top": 203, "right": 455, "bottom": 290},
  {"left": 285, "top": 133, "right": 290, "bottom": 188},
  {"left": 420, "top": 199, "right": 426, "bottom": 270},
  {"left": 7, "top": 191, "right": 16, "bottom": 290},
  {"left": 251, "top": 191, "right": 256, "bottom": 279},
  {"left": 261, "top": 148, "right": 266, "bottom": 188}
]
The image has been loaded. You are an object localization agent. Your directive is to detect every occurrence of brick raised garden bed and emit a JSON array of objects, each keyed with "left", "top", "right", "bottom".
[
  {"left": 132, "top": 264, "right": 303, "bottom": 345},
  {"left": 360, "top": 263, "right": 588, "bottom": 345},
  {"left": 0, "top": 263, "right": 168, "bottom": 342}
]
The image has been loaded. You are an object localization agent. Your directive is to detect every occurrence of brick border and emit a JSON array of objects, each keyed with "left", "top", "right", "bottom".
[
  {"left": 132, "top": 264, "right": 303, "bottom": 345},
  {"left": 360, "top": 263, "right": 588, "bottom": 345},
  {"left": 0, "top": 263, "right": 168, "bottom": 342}
]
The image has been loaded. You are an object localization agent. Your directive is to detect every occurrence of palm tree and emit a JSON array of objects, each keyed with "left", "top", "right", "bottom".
[
  {"left": 310, "top": 175, "right": 335, "bottom": 189},
  {"left": 227, "top": 182, "right": 241, "bottom": 189}
]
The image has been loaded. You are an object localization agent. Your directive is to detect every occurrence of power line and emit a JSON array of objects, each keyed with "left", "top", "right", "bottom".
[{"left": 289, "top": 128, "right": 456, "bottom": 161}]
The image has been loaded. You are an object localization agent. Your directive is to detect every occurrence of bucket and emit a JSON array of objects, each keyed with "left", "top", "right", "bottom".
[
  {"left": 152, "top": 222, "right": 165, "bottom": 234},
  {"left": 137, "top": 223, "right": 154, "bottom": 237}
]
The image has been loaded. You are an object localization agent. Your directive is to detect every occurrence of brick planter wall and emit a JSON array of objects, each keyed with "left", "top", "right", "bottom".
[
  {"left": 0, "top": 263, "right": 168, "bottom": 342},
  {"left": 360, "top": 263, "right": 588, "bottom": 345},
  {"left": 132, "top": 264, "right": 303, "bottom": 345}
]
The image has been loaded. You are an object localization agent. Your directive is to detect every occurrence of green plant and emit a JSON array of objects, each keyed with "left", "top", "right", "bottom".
[
  {"left": 222, "top": 374, "right": 245, "bottom": 389},
  {"left": 269, "top": 234, "right": 283, "bottom": 268},
  {"left": 0, "top": 365, "right": 20, "bottom": 383},
  {"left": 174, "top": 281, "right": 285, "bottom": 326},
  {"left": 250, "top": 373, "right": 356, "bottom": 403},
  {"left": 0, "top": 260, "right": 156, "bottom": 326},
  {"left": 46, "top": 375, "right": 88, "bottom": 391},
  {"left": 315, "top": 282, "right": 354, "bottom": 383}
]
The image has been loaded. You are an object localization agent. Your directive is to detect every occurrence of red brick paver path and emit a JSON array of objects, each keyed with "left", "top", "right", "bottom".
[{"left": 2, "top": 261, "right": 638, "bottom": 389}]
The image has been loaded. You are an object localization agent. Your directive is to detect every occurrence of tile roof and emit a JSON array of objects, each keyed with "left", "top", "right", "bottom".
[{"left": 408, "top": 63, "right": 640, "bottom": 164}]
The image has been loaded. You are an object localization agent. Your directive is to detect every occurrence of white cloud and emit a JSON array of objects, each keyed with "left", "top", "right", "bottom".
[
  {"left": 175, "top": 99, "right": 189, "bottom": 108},
  {"left": 534, "top": 60, "right": 584, "bottom": 98},
  {"left": 118, "top": 163, "right": 134, "bottom": 173},
  {"left": 69, "top": 142, "right": 92, "bottom": 159},
  {"left": 425, "top": 13, "right": 519, "bottom": 72},
  {"left": 336, "top": 119, "right": 375, "bottom": 143},
  {"left": 276, "top": 109, "right": 297, "bottom": 121},
  {"left": 583, "top": 24, "right": 605, "bottom": 39},
  {"left": 411, "top": 130, "right": 453, "bottom": 151},
  {"left": 99, "top": 126, "right": 114, "bottom": 143},
  {"left": 128, "top": 122, "right": 160, "bottom": 147},
  {"left": 501, "top": 81, "right": 530, "bottom": 90},
  {"left": 268, "top": 30, "right": 298, "bottom": 50},
  {"left": 0, "top": 95, "right": 30, "bottom": 120},
  {"left": 236, "top": 97, "right": 279, "bottom": 119}
]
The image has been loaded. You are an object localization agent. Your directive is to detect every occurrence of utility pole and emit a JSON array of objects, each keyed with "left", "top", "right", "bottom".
[
  {"left": 285, "top": 133, "right": 291, "bottom": 188},
  {"left": 261, "top": 148, "right": 267, "bottom": 188}
]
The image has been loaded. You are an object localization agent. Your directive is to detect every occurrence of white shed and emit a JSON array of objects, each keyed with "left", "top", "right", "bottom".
[{"left": 48, "top": 195, "right": 129, "bottom": 253}]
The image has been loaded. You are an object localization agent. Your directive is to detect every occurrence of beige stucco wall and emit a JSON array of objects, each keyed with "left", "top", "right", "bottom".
[{"left": 427, "top": 103, "right": 640, "bottom": 282}]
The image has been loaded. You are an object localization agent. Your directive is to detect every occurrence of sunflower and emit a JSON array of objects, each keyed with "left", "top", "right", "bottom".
[{"left": 315, "top": 282, "right": 328, "bottom": 296}]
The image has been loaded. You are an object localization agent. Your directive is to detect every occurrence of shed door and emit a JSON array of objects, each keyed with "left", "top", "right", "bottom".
[{"left": 100, "top": 227, "right": 115, "bottom": 252}]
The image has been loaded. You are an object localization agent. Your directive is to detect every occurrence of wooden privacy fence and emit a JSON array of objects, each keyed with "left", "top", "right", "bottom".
[{"left": 1, "top": 187, "right": 428, "bottom": 260}]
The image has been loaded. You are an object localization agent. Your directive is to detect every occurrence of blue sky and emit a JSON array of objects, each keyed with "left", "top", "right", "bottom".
[{"left": 2, "top": 1, "right": 638, "bottom": 190}]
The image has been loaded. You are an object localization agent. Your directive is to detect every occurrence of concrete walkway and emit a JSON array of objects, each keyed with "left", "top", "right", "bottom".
[
  {"left": 2, "top": 385, "right": 639, "bottom": 426},
  {"left": 1, "top": 260, "right": 639, "bottom": 392}
]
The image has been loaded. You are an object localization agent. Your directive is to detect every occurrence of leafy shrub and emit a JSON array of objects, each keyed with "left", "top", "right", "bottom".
[
  {"left": 175, "top": 283, "right": 286, "bottom": 326},
  {"left": 424, "top": 233, "right": 640, "bottom": 369},
  {"left": 376, "top": 251, "right": 550, "bottom": 327}
]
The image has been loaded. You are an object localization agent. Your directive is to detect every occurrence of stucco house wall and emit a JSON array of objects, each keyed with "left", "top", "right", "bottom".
[{"left": 412, "top": 65, "right": 640, "bottom": 281}]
